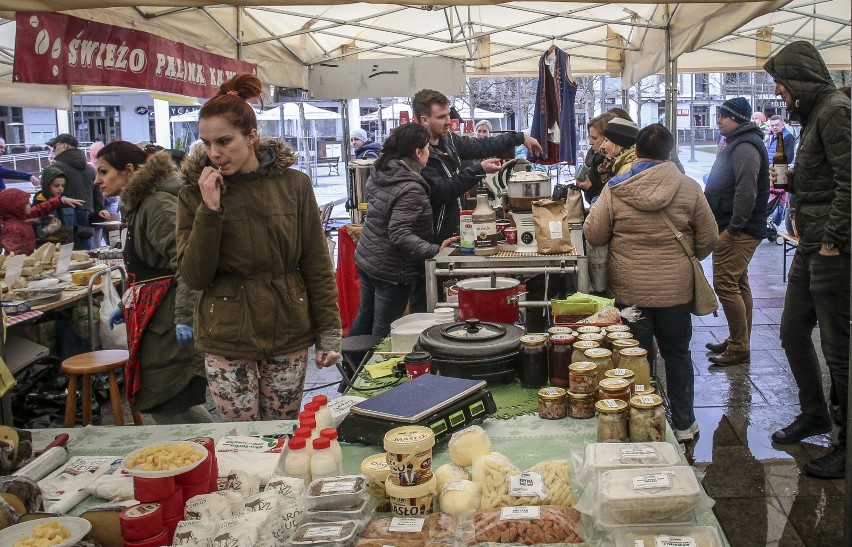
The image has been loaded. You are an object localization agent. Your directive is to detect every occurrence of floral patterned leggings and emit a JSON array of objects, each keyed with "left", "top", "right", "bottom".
[{"left": 204, "top": 350, "right": 309, "bottom": 421}]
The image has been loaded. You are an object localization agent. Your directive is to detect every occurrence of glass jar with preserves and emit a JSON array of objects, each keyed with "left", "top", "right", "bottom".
[
  {"left": 577, "top": 332, "right": 605, "bottom": 344},
  {"left": 605, "top": 331, "right": 634, "bottom": 350},
  {"left": 619, "top": 347, "right": 652, "bottom": 388},
  {"left": 538, "top": 387, "right": 568, "bottom": 420},
  {"left": 568, "top": 390, "right": 596, "bottom": 419},
  {"left": 568, "top": 361, "right": 598, "bottom": 394},
  {"left": 575, "top": 325, "right": 602, "bottom": 335},
  {"left": 629, "top": 394, "right": 666, "bottom": 442},
  {"left": 604, "top": 324, "right": 631, "bottom": 334},
  {"left": 584, "top": 348, "right": 614, "bottom": 383},
  {"left": 520, "top": 334, "right": 548, "bottom": 388},
  {"left": 596, "top": 399, "right": 629, "bottom": 442},
  {"left": 634, "top": 384, "right": 656, "bottom": 396},
  {"left": 605, "top": 368, "right": 636, "bottom": 396},
  {"left": 611, "top": 339, "right": 640, "bottom": 366},
  {"left": 572, "top": 340, "right": 600, "bottom": 363},
  {"left": 547, "top": 326, "right": 573, "bottom": 337},
  {"left": 548, "top": 333, "right": 575, "bottom": 387},
  {"left": 598, "top": 378, "right": 631, "bottom": 404}
]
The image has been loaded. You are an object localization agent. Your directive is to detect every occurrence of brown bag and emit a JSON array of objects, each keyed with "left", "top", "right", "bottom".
[
  {"left": 657, "top": 211, "right": 718, "bottom": 316},
  {"left": 564, "top": 185, "right": 585, "bottom": 224},
  {"left": 532, "top": 199, "right": 575, "bottom": 254}
]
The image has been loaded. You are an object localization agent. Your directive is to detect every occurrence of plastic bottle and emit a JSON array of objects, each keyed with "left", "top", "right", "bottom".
[
  {"left": 283, "top": 436, "right": 311, "bottom": 483},
  {"left": 312, "top": 395, "right": 333, "bottom": 430},
  {"left": 298, "top": 410, "right": 316, "bottom": 427},
  {"left": 320, "top": 428, "right": 343, "bottom": 473},
  {"left": 310, "top": 437, "right": 339, "bottom": 480},
  {"left": 472, "top": 190, "right": 498, "bottom": 256},
  {"left": 294, "top": 426, "right": 315, "bottom": 458}
]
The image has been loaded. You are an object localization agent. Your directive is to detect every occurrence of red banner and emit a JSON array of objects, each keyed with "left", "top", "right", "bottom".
[{"left": 14, "top": 12, "right": 257, "bottom": 98}]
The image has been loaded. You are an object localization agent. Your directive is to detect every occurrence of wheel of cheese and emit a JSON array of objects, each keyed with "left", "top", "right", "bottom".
[
  {"left": 182, "top": 482, "right": 210, "bottom": 502},
  {"left": 157, "top": 488, "right": 184, "bottom": 521},
  {"left": 133, "top": 476, "right": 176, "bottom": 503},
  {"left": 119, "top": 503, "right": 165, "bottom": 542},
  {"left": 0, "top": 476, "right": 43, "bottom": 512},
  {"left": 175, "top": 451, "right": 210, "bottom": 486},
  {"left": 0, "top": 493, "right": 25, "bottom": 516},
  {"left": 164, "top": 516, "right": 181, "bottom": 543},
  {"left": 122, "top": 528, "right": 168, "bottom": 547},
  {"left": 80, "top": 507, "right": 124, "bottom": 547}
]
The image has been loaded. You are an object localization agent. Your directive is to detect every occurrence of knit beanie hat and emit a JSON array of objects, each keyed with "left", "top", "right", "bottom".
[
  {"left": 351, "top": 128, "right": 369, "bottom": 142},
  {"left": 603, "top": 118, "right": 639, "bottom": 148},
  {"left": 719, "top": 97, "right": 752, "bottom": 124}
]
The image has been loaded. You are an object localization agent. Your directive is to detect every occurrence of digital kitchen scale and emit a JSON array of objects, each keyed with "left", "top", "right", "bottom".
[{"left": 337, "top": 374, "right": 497, "bottom": 446}]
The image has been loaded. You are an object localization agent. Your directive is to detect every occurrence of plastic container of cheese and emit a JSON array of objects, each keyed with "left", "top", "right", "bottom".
[
  {"left": 614, "top": 525, "right": 725, "bottom": 547},
  {"left": 580, "top": 442, "right": 683, "bottom": 482},
  {"left": 596, "top": 466, "right": 703, "bottom": 526}
]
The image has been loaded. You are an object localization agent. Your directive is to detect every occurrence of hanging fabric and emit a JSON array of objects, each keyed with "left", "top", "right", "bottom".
[{"left": 530, "top": 46, "right": 578, "bottom": 165}]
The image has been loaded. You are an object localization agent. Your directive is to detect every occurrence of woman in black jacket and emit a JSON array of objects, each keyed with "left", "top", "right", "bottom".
[{"left": 350, "top": 124, "right": 457, "bottom": 337}]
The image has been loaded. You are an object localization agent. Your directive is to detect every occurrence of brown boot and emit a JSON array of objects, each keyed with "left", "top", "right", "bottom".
[
  {"left": 705, "top": 340, "right": 728, "bottom": 354},
  {"left": 708, "top": 349, "right": 750, "bottom": 366}
]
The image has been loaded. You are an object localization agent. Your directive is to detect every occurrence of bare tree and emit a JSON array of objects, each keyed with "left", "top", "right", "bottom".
[{"left": 627, "top": 76, "right": 661, "bottom": 126}]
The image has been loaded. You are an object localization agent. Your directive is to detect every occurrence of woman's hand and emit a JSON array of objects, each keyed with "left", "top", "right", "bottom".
[
  {"left": 440, "top": 236, "right": 459, "bottom": 250},
  {"left": 316, "top": 350, "right": 341, "bottom": 368},
  {"left": 199, "top": 166, "right": 224, "bottom": 211},
  {"left": 61, "top": 196, "right": 85, "bottom": 208},
  {"left": 97, "top": 210, "right": 112, "bottom": 220}
]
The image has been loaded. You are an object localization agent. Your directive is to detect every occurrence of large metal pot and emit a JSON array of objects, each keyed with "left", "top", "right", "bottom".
[
  {"left": 347, "top": 159, "right": 374, "bottom": 223},
  {"left": 417, "top": 319, "right": 524, "bottom": 383},
  {"left": 456, "top": 277, "right": 520, "bottom": 324},
  {"left": 497, "top": 160, "right": 552, "bottom": 211}
]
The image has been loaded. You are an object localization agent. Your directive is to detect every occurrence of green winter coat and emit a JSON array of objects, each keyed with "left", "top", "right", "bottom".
[
  {"left": 120, "top": 151, "right": 205, "bottom": 412},
  {"left": 764, "top": 41, "right": 851, "bottom": 254},
  {"left": 176, "top": 139, "right": 341, "bottom": 360}
]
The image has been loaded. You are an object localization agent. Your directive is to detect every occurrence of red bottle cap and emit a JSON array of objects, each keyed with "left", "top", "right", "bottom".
[
  {"left": 301, "top": 417, "right": 317, "bottom": 430},
  {"left": 288, "top": 436, "right": 306, "bottom": 450},
  {"left": 313, "top": 395, "right": 328, "bottom": 407},
  {"left": 312, "top": 437, "right": 331, "bottom": 450},
  {"left": 294, "top": 427, "right": 312, "bottom": 439},
  {"left": 304, "top": 402, "right": 320, "bottom": 413},
  {"left": 320, "top": 428, "right": 338, "bottom": 440},
  {"left": 298, "top": 410, "right": 316, "bottom": 422}
]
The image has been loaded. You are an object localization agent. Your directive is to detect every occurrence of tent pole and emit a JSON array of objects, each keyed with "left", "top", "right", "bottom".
[
  {"left": 341, "top": 99, "right": 352, "bottom": 162},
  {"left": 376, "top": 98, "right": 384, "bottom": 141}
]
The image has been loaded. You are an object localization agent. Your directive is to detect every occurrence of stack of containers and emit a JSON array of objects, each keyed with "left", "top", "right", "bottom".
[
  {"left": 126, "top": 474, "right": 183, "bottom": 546},
  {"left": 382, "top": 426, "right": 437, "bottom": 517},
  {"left": 184, "top": 437, "right": 218, "bottom": 496},
  {"left": 119, "top": 503, "right": 167, "bottom": 547}
]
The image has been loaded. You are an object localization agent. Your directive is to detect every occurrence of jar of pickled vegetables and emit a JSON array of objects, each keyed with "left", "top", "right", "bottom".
[
  {"left": 575, "top": 325, "right": 602, "bottom": 335},
  {"left": 629, "top": 394, "right": 666, "bottom": 442},
  {"left": 568, "top": 362, "right": 598, "bottom": 394},
  {"left": 584, "top": 348, "right": 614, "bottom": 383},
  {"left": 605, "top": 368, "right": 636, "bottom": 396},
  {"left": 577, "top": 332, "right": 605, "bottom": 344},
  {"left": 538, "top": 387, "right": 568, "bottom": 420},
  {"left": 567, "top": 391, "right": 596, "bottom": 419},
  {"left": 596, "top": 399, "right": 629, "bottom": 442},
  {"left": 571, "top": 340, "right": 600, "bottom": 363},
  {"left": 598, "top": 378, "right": 631, "bottom": 404},
  {"left": 634, "top": 384, "right": 656, "bottom": 396},
  {"left": 611, "top": 339, "right": 640, "bottom": 366},
  {"left": 618, "top": 347, "right": 652, "bottom": 388},
  {"left": 605, "top": 331, "right": 634, "bottom": 350},
  {"left": 604, "top": 324, "right": 631, "bottom": 334}
]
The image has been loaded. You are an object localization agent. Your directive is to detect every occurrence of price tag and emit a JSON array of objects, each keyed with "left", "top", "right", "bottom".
[
  {"left": 500, "top": 506, "right": 541, "bottom": 520},
  {"left": 656, "top": 536, "right": 698, "bottom": 547},
  {"left": 635, "top": 384, "right": 646, "bottom": 393},
  {"left": 319, "top": 479, "right": 357, "bottom": 493},
  {"left": 634, "top": 541, "right": 645, "bottom": 547},
  {"left": 55, "top": 243, "right": 74, "bottom": 275},
  {"left": 508, "top": 471, "right": 547, "bottom": 499},
  {"left": 621, "top": 447, "right": 657, "bottom": 459},
  {"left": 639, "top": 395, "right": 656, "bottom": 405},
  {"left": 388, "top": 517, "right": 425, "bottom": 533},
  {"left": 632, "top": 473, "right": 672, "bottom": 490},
  {"left": 603, "top": 399, "right": 619, "bottom": 408},
  {"left": 548, "top": 220, "right": 563, "bottom": 239},
  {"left": 303, "top": 526, "right": 343, "bottom": 538},
  {"left": 3, "top": 254, "right": 24, "bottom": 287},
  {"left": 613, "top": 368, "right": 628, "bottom": 375}
]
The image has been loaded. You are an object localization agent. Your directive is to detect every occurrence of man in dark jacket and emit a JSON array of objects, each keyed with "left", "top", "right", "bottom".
[
  {"left": 412, "top": 89, "right": 542, "bottom": 244},
  {"left": 351, "top": 128, "right": 381, "bottom": 160},
  {"left": 764, "top": 41, "right": 851, "bottom": 479},
  {"left": 47, "top": 133, "right": 108, "bottom": 249},
  {"left": 704, "top": 97, "right": 770, "bottom": 367}
]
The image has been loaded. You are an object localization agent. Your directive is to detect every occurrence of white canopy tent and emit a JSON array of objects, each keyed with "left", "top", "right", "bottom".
[
  {"left": 360, "top": 102, "right": 505, "bottom": 122},
  {"left": 0, "top": 0, "right": 847, "bottom": 111},
  {"left": 169, "top": 103, "right": 338, "bottom": 123}
]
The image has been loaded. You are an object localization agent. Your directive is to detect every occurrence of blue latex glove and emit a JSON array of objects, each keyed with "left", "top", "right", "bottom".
[
  {"left": 176, "top": 324, "right": 194, "bottom": 347},
  {"left": 108, "top": 306, "right": 124, "bottom": 329}
]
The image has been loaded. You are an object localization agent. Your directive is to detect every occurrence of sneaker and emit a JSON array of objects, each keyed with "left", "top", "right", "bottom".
[
  {"left": 771, "top": 414, "right": 833, "bottom": 444},
  {"left": 674, "top": 421, "right": 700, "bottom": 443},
  {"left": 804, "top": 444, "right": 846, "bottom": 479}
]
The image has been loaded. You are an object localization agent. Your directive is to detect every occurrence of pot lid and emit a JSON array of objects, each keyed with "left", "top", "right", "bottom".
[
  {"left": 418, "top": 319, "right": 524, "bottom": 359},
  {"left": 508, "top": 171, "right": 550, "bottom": 182},
  {"left": 456, "top": 277, "right": 520, "bottom": 291}
]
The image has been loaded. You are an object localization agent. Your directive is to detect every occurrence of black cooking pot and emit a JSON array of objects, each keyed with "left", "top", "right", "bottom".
[{"left": 417, "top": 319, "right": 524, "bottom": 383}]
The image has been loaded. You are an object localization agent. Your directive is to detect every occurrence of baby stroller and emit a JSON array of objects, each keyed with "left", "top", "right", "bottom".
[{"left": 766, "top": 189, "right": 788, "bottom": 243}]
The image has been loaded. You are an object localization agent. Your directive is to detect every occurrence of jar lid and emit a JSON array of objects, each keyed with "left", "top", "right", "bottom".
[
  {"left": 595, "top": 399, "right": 628, "bottom": 413},
  {"left": 441, "top": 319, "right": 506, "bottom": 341},
  {"left": 584, "top": 348, "right": 613, "bottom": 358},
  {"left": 520, "top": 334, "right": 547, "bottom": 346},
  {"left": 605, "top": 368, "right": 635, "bottom": 380},
  {"left": 605, "top": 324, "right": 631, "bottom": 332},
  {"left": 384, "top": 426, "right": 436, "bottom": 454},
  {"left": 567, "top": 390, "right": 594, "bottom": 400},
  {"left": 606, "top": 332, "right": 634, "bottom": 340},
  {"left": 634, "top": 384, "right": 656, "bottom": 396},
  {"left": 547, "top": 326, "right": 572, "bottom": 335},
  {"left": 538, "top": 387, "right": 567, "bottom": 400},
  {"left": 576, "top": 326, "right": 602, "bottom": 334},
  {"left": 572, "top": 340, "right": 600, "bottom": 350},
  {"left": 568, "top": 362, "right": 597, "bottom": 374},
  {"left": 612, "top": 339, "right": 640, "bottom": 349},
  {"left": 404, "top": 351, "right": 432, "bottom": 364},
  {"left": 577, "top": 333, "right": 605, "bottom": 342},
  {"left": 599, "top": 378, "right": 630, "bottom": 392},
  {"left": 619, "top": 347, "right": 648, "bottom": 357},
  {"left": 549, "top": 334, "right": 575, "bottom": 344},
  {"left": 360, "top": 453, "right": 391, "bottom": 480},
  {"left": 384, "top": 475, "right": 437, "bottom": 498},
  {"left": 630, "top": 394, "right": 664, "bottom": 408}
]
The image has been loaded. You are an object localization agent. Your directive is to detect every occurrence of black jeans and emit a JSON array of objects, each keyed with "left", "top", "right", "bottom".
[
  {"left": 349, "top": 267, "right": 414, "bottom": 338},
  {"left": 624, "top": 303, "right": 695, "bottom": 431},
  {"left": 780, "top": 251, "right": 849, "bottom": 443}
]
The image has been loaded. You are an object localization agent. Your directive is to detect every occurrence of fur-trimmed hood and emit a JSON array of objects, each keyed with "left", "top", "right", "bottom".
[
  {"left": 181, "top": 137, "right": 297, "bottom": 188},
  {"left": 120, "top": 150, "right": 183, "bottom": 212}
]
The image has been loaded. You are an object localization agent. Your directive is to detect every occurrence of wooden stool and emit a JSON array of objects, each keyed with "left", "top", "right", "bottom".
[{"left": 61, "top": 350, "right": 143, "bottom": 427}]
